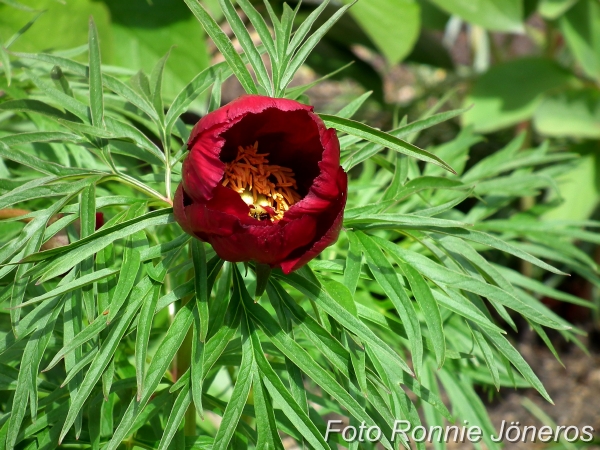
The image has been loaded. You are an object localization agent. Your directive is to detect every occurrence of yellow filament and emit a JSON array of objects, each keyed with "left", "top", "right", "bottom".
[{"left": 222, "top": 142, "right": 301, "bottom": 221}]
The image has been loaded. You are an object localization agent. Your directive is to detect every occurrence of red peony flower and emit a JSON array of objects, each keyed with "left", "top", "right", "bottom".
[{"left": 174, "top": 95, "right": 348, "bottom": 274}]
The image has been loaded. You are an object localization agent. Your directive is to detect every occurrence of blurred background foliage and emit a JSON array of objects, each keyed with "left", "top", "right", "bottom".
[
  {"left": 1, "top": 0, "right": 600, "bottom": 446},
  {"left": 2, "top": 0, "right": 599, "bottom": 222}
]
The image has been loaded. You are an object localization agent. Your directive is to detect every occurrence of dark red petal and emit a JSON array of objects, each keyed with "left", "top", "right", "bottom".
[
  {"left": 185, "top": 95, "right": 325, "bottom": 201},
  {"left": 284, "top": 128, "right": 343, "bottom": 219},
  {"left": 173, "top": 184, "right": 194, "bottom": 236},
  {"left": 95, "top": 212, "right": 104, "bottom": 230},
  {"left": 279, "top": 168, "right": 348, "bottom": 274},
  {"left": 188, "top": 95, "right": 314, "bottom": 147},
  {"left": 209, "top": 214, "right": 317, "bottom": 265},
  {"left": 218, "top": 106, "right": 326, "bottom": 194},
  {"left": 206, "top": 185, "right": 251, "bottom": 219},
  {"left": 182, "top": 133, "right": 226, "bottom": 203},
  {"left": 176, "top": 95, "right": 349, "bottom": 272}
]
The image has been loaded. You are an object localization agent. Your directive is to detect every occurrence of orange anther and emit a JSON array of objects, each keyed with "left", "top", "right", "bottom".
[{"left": 222, "top": 143, "right": 300, "bottom": 221}]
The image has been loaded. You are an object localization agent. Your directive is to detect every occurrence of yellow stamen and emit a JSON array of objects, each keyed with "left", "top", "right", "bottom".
[{"left": 222, "top": 142, "right": 301, "bottom": 221}]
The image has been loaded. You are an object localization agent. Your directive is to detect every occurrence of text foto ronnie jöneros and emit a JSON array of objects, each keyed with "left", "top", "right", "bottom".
[{"left": 325, "top": 420, "right": 596, "bottom": 444}]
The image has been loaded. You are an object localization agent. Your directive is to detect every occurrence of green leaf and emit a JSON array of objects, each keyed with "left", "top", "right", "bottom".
[
  {"left": 135, "top": 283, "right": 161, "bottom": 399},
  {"left": 269, "top": 280, "right": 351, "bottom": 377},
  {"left": 150, "top": 48, "right": 172, "bottom": 122},
  {"left": 321, "top": 278, "right": 358, "bottom": 318},
  {"left": 88, "top": 17, "right": 104, "bottom": 128},
  {"left": 461, "top": 133, "right": 525, "bottom": 182},
  {"left": 208, "top": 70, "right": 223, "bottom": 113},
  {"left": 287, "top": 0, "right": 331, "bottom": 56},
  {"left": 0, "top": 98, "right": 77, "bottom": 121},
  {"left": 80, "top": 183, "right": 97, "bottom": 322},
  {"left": 355, "top": 232, "right": 423, "bottom": 378},
  {"left": 263, "top": 0, "right": 281, "bottom": 30},
  {"left": 0, "top": 175, "right": 101, "bottom": 211},
  {"left": 560, "top": 0, "right": 600, "bottom": 81},
  {"left": 0, "top": 47, "right": 11, "bottom": 87},
  {"left": 212, "top": 314, "right": 253, "bottom": 449},
  {"left": 0, "top": 135, "right": 96, "bottom": 175},
  {"left": 183, "top": 0, "right": 258, "bottom": 94},
  {"left": 2, "top": 9, "right": 46, "bottom": 49},
  {"left": 322, "top": 114, "right": 456, "bottom": 173},
  {"left": 11, "top": 52, "right": 159, "bottom": 122},
  {"left": 342, "top": 108, "right": 468, "bottom": 170},
  {"left": 25, "top": 208, "right": 174, "bottom": 282},
  {"left": 495, "top": 264, "right": 595, "bottom": 309},
  {"left": 61, "top": 347, "right": 98, "bottom": 388},
  {"left": 58, "top": 282, "right": 151, "bottom": 443},
  {"left": 13, "top": 290, "right": 65, "bottom": 345},
  {"left": 157, "top": 387, "right": 193, "bottom": 450},
  {"left": 173, "top": 289, "right": 243, "bottom": 395},
  {"left": 342, "top": 0, "right": 420, "bottom": 64},
  {"left": 276, "top": 271, "right": 413, "bottom": 375},
  {"left": 218, "top": 0, "right": 271, "bottom": 95},
  {"left": 191, "top": 240, "right": 209, "bottom": 342},
  {"left": 106, "top": 245, "right": 141, "bottom": 322},
  {"left": 207, "top": 261, "right": 232, "bottom": 339},
  {"left": 344, "top": 213, "right": 468, "bottom": 230},
  {"left": 165, "top": 62, "right": 228, "bottom": 136},
  {"left": 534, "top": 88, "right": 600, "bottom": 138},
  {"left": 343, "top": 231, "right": 362, "bottom": 296},
  {"left": 44, "top": 307, "right": 108, "bottom": 372},
  {"left": 104, "top": 116, "right": 165, "bottom": 163},
  {"left": 16, "top": 268, "right": 119, "bottom": 309},
  {"left": 463, "top": 58, "right": 573, "bottom": 133},
  {"left": 105, "top": 300, "right": 195, "bottom": 450},
  {"left": 347, "top": 334, "right": 368, "bottom": 399},
  {"left": 366, "top": 346, "right": 420, "bottom": 449},
  {"left": 395, "top": 254, "right": 446, "bottom": 368},
  {"left": 530, "top": 320, "right": 564, "bottom": 366},
  {"left": 56, "top": 119, "right": 116, "bottom": 140},
  {"left": 191, "top": 307, "right": 205, "bottom": 419},
  {"left": 248, "top": 317, "right": 330, "bottom": 450},
  {"left": 417, "top": 227, "right": 568, "bottom": 276},
  {"left": 285, "top": 61, "right": 354, "bottom": 100},
  {"left": 27, "top": 70, "right": 90, "bottom": 122},
  {"left": 252, "top": 363, "right": 285, "bottom": 450},
  {"left": 436, "top": 368, "right": 500, "bottom": 450},
  {"left": 6, "top": 298, "right": 63, "bottom": 450},
  {"left": 266, "top": 284, "right": 310, "bottom": 429},
  {"left": 470, "top": 327, "right": 500, "bottom": 390},
  {"left": 335, "top": 91, "right": 373, "bottom": 119},
  {"left": 279, "top": 2, "right": 355, "bottom": 91},
  {"left": 375, "top": 237, "right": 570, "bottom": 330},
  {"left": 538, "top": 0, "right": 578, "bottom": 19},
  {"left": 236, "top": 0, "right": 277, "bottom": 62},
  {"left": 9, "top": 228, "right": 43, "bottom": 333},
  {"left": 367, "top": 343, "right": 453, "bottom": 421},
  {"left": 276, "top": 4, "right": 296, "bottom": 71},
  {"left": 421, "top": 362, "right": 447, "bottom": 450},
  {"left": 428, "top": 0, "right": 523, "bottom": 32}
]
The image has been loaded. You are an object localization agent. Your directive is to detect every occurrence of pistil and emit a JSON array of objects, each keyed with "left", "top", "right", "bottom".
[{"left": 222, "top": 142, "right": 301, "bottom": 221}]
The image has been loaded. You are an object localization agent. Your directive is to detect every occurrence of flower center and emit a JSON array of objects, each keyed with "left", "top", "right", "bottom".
[{"left": 221, "top": 142, "right": 301, "bottom": 221}]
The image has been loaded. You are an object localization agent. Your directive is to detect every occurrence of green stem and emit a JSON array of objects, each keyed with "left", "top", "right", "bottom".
[
  {"left": 517, "top": 121, "right": 534, "bottom": 278},
  {"left": 105, "top": 174, "right": 172, "bottom": 206},
  {"left": 177, "top": 245, "right": 197, "bottom": 436},
  {"left": 162, "top": 130, "right": 173, "bottom": 202},
  {"left": 179, "top": 322, "right": 197, "bottom": 435}
]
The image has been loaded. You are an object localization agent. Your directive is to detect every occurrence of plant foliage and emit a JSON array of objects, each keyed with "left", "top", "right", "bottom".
[{"left": 0, "top": 1, "right": 597, "bottom": 449}]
